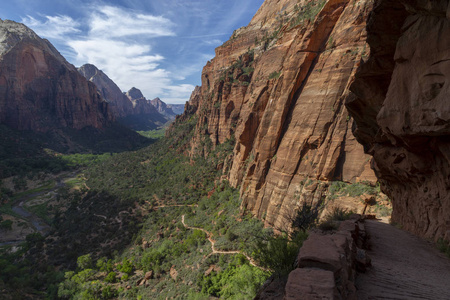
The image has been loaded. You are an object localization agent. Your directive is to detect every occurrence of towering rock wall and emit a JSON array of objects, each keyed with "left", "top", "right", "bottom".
[
  {"left": 78, "top": 64, "right": 134, "bottom": 118},
  {"left": 0, "top": 19, "right": 111, "bottom": 132},
  {"left": 173, "top": 0, "right": 377, "bottom": 229},
  {"left": 348, "top": 0, "right": 450, "bottom": 241}
]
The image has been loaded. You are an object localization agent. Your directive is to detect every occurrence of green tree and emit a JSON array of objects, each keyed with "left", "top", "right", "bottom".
[{"left": 77, "top": 254, "right": 92, "bottom": 270}]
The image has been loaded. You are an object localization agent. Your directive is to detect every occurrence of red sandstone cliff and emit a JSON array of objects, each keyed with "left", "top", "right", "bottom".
[
  {"left": 0, "top": 19, "right": 112, "bottom": 132},
  {"left": 348, "top": 0, "right": 450, "bottom": 241},
  {"left": 172, "top": 0, "right": 376, "bottom": 229}
]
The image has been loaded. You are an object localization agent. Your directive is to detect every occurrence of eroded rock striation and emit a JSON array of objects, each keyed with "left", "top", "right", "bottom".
[
  {"left": 172, "top": 0, "right": 377, "bottom": 229},
  {"left": 348, "top": 0, "right": 450, "bottom": 241},
  {"left": 0, "top": 19, "right": 111, "bottom": 132}
]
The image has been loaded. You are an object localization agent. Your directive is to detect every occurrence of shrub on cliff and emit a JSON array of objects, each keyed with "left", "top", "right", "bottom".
[
  {"left": 437, "top": 238, "right": 450, "bottom": 258},
  {"left": 317, "top": 207, "right": 353, "bottom": 231},
  {"left": 252, "top": 231, "right": 308, "bottom": 277}
]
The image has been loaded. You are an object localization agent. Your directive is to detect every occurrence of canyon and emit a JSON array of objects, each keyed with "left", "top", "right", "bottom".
[{"left": 1, "top": 0, "right": 450, "bottom": 298}]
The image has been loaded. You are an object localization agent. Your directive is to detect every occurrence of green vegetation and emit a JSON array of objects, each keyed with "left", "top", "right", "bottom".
[
  {"left": 437, "top": 238, "right": 450, "bottom": 258},
  {"left": 60, "top": 153, "right": 114, "bottom": 168},
  {"left": 317, "top": 207, "right": 353, "bottom": 231},
  {"left": 0, "top": 122, "right": 151, "bottom": 179},
  {"left": 289, "top": 0, "right": 327, "bottom": 28},
  {"left": 269, "top": 71, "right": 282, "bottom": 79},
  {"left": 0, "top": 219, "right": 13, "bottom": 230},
  {"left": 0, "top": 112, "right": 285, "bottom": 299},
  {"left": 137, "top": 128, "right": 166, "bottom": 140},
  {"left": 197, "top": 255, "right": 268, "bottom": 299},
  {"left": 327, "top": 181, "right": 380, "bottom": 200},
  {"left": 252, "top": 232, "right": 307, "bottom": 277},
  {"left": 217, "top": 50, "right": 255, "bottom": 98}
]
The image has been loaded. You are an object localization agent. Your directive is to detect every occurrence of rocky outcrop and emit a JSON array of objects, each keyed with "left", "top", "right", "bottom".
[
  {"left": 150, "top": 97, "right": 176, "bottom": 119},
  {"left": 348, "top": 0, "right": 450, "bottom": 241},
  {"left": 78, "top": 64, "right": 133, "bottom": 118},
  {"left": 284, "top": 217, "right": 369, "bottom": 300},
  {"left": 0, "top": 19, "right": 111, "bottom": 132},
  {"left": 172, "top": 0, "right": 377, "bottom": 229}
]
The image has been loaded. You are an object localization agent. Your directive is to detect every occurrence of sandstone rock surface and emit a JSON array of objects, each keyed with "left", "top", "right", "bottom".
[
  {"left": 281, "top": 217, "right": 366, "bottom": 300},
  {"left": 171, "top": 0, "right": 377, "bottom": 229},
  {"left": 0, "top": 19, "right": 111, "bottom": 132},
  {"left": 348, "top": 0, "right": 450, "bottom": 241},
  {"left": 284, "top": 268, "right": 336, "bottom": 300}
]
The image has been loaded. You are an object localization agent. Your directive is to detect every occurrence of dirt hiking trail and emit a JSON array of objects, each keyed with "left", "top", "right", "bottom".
[{"left": 356, "top": 220, "right": 450, "bottom": 300}]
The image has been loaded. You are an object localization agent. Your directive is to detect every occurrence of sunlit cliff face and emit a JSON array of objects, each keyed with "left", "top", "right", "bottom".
[{"left": 378, "top": 15, "right": 450, "bottom": 138}]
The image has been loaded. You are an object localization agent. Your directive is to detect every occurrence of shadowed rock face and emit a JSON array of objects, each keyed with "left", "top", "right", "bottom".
[
  {"left": 348, "top": 0, "right": 450, "bottom": 241},
  {"left": 78, "top": 65, "right": 170, "bottom": 128},
  {"left": 171, "top": 0, "right": 377, "bottom": 230},
  {"left": 0, "top": 19, "right": 112, "bottom": 132},
  {"left": 78, "top": 64, "right": 133, "bottom": 118}
]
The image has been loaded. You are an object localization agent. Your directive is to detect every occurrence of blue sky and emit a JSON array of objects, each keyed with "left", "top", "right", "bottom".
[{"left": 0, "top": 0, "right": 264, "bottom": 103}]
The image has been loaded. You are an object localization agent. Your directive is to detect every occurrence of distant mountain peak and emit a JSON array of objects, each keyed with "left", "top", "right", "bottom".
[
  {"left": 150, "top": 97, "right": 176, "bottom": 118},
  {"left": 126, "top": 87, "right": 145, "bottom": 100}
]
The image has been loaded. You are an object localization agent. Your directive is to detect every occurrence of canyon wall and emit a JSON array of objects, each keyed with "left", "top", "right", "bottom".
[
  {"left": 0, "top": 19, "right": 111, "bottom": 132},
  {"left": 174, "top": 0, "right": 377, "bottom": 230},
  {"left": 348, "top": 0, "right": 450, "bottom": 241},
  {"left": 79, "top": 64, "right": 169, "bottom": 130},
  {"left": 78, "top": 64, "right": 134, "bottom": 118}
]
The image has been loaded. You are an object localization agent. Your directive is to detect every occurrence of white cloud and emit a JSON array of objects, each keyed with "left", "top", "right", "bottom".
[
  {"left": 20, "top": 1, "right": 263, "bottom": 104},
  {"left": 89, "top": 6, "right": 175, "bottom": 38},
  {"left": 23, "top": 5, "right": 195, "bottom": 104},
  {"left": 22, "top": 14, "right": 80, "bottom": 40},
  {"left": 203, "top": 39, "right": 222, "bottom": 46},
  {"left": 68, "top": 37, "right": 174, "bottom": 98}
]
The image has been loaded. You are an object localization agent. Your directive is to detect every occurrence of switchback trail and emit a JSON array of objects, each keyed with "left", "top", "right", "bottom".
[
  {"left": 181, "top": 215, "right": 269, "bottom": 272},
  {"left": 356, "top": 220, "right": 450, "bottom": 300}
]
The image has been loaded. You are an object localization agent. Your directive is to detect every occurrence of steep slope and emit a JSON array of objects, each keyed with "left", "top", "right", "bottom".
[
  {"left": 348, "top": 0, "right": 450, "bottom": 241},
  {"left": 173, "top": 0, "right": 376, "bottom": 229},
  {"left": 0, "top": 19, "right": 111, "bottom": 132},
  {"left": 78, "top": 64, "right": 133, "bottom": 118}
]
